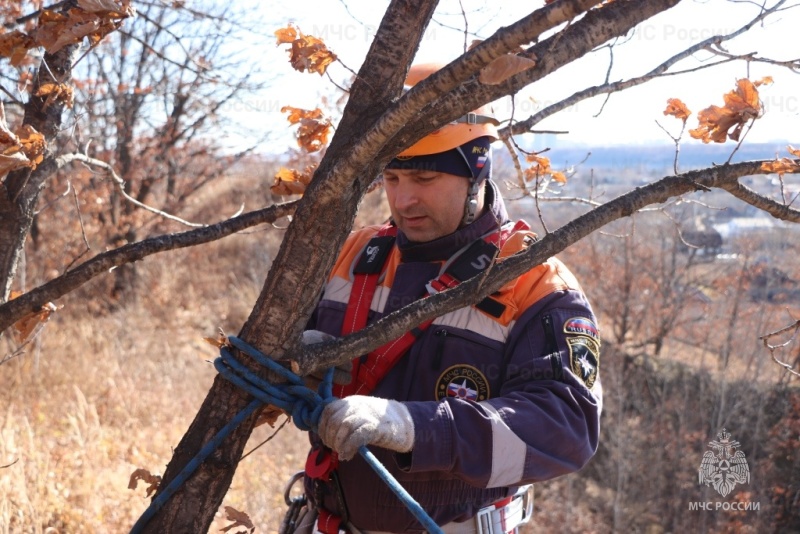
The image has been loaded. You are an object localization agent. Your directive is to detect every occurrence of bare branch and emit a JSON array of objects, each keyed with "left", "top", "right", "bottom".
[
  {"left": 357, "top": 0, "right": 607, "bottom": 168},
  {"left": 760, "top": 319, "right": 800, "bottom": 378},
  {"left": 0, "top": 458, "right": 18, "bottom": 469},
  {"left": 295, "top": 161, "right": 798, "bottom": 374},
  {"left": 534, "top": 195, "right": 603, "bottom": 207},
  {"left": 501, "top": 135, "right": 526, "bottom": 191},
  {"left": 62, "top": 153, "right": 205, "bottom": 228},
  {"left": 502, "top": 0, "right": 790, "bottom": 137},
  {"left": 62, "top": 184, "right": 92, "bottom": 274},
  {"left": 719, "top": 175, "right": 800, "bottom": 222},
  {"left": 0, "top": 201, "right": 298, "bottom": 334}
]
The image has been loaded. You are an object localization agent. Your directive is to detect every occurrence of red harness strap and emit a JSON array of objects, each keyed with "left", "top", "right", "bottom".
[
  {"left": 316, "top": 508, "right": 344, "bottom": 534},
  {"left": 333, "top": 220, "right": 530, "bottom": 398},
  {"left": 340, "top": 224, "right": 397, "bottom": 339}
]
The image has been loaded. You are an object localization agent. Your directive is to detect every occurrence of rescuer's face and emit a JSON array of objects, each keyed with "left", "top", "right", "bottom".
[{"left": 382, "top": 169, "right": 481, "bottom": 243}]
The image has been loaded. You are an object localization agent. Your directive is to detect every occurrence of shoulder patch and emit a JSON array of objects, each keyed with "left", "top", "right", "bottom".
[
  {"left": 567, "top": 336, "right": 599, "bottom": 389},
  {"left": 435, "top": 365, "right": 490, "bottom": 402},
  {"left": 563, "top": 316, "right": 600, "bottom": 344}
]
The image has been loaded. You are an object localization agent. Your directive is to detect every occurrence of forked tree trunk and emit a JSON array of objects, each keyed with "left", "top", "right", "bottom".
[{"left": 140, "top": 1, "right": 440, "bottom": 531}]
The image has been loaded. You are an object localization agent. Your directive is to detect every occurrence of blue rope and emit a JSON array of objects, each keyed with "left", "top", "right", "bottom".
[{"left": 130, "top": 336, "right": 443, "bottom": 534}]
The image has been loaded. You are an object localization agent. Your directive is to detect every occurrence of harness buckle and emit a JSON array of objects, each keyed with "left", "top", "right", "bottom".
[
  {"left": 476, "top": 505, "right": 496, "bottom": 534},
  {"left": 472, "top": 486, "right": 533, "bottom": 534},
  {"left": 425, "top": 280, "right": 443, "bottom": 295},
  {"left": 520, "top": 485, "right": 534, "bottom": 525}
]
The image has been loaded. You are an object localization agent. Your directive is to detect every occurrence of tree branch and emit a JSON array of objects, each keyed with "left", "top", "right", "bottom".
[
  {"left": 0, "top": 201, "right": 297, "bottom": 334},
  {"left": 760, "top": 319, "right": 800, "bottom": 378},
  {"left": 62, "top": 153, "right": 206, "bottom": 227},
  {"left": 501, "top": 0, "right": 790, "bottom": 137},
  {"left": 383, "top": 0, "right": 684, "bottom": 160},
  {"left": 330, "top": 0, "right": 607, "bottom": 190},
  {"left": 294, "top": 161, "right": 800, "bottom": 374},
  {"left": 719, "top": 177, "right": 800, "bottom": 222}
]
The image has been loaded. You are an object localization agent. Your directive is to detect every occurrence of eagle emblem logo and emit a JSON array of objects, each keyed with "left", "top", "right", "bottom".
[{"left": 698, "top": 429, "right": 750, "bottom": 497}]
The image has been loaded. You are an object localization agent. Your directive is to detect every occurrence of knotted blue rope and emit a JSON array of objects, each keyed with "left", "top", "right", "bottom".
[{"left": 131, "top": 336, "right": 443, "bottom": 534}]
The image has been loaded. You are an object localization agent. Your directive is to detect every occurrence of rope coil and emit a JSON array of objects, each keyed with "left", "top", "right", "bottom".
[{"left": 130, "top": 336, "right": 443, "bottom": 534}]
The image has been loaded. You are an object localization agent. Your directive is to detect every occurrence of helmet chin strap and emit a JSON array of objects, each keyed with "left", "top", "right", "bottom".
[
  {"left": 462, "top": 180, "right": 482, "bottom": 226},
  {"left": 457, "top": 146, "right": 492, "bottom": 226}
]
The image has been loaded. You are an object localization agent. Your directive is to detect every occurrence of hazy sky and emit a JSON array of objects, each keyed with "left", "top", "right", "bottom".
[{"left": 233, "top": 0, "right": 800, "bottom": 152}]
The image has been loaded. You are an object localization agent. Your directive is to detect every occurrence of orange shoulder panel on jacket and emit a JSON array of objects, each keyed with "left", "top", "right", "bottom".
[
  {"left": 485, "top": 227, "right": 584, "bottom": 324},
  {"left": 510, "top": 257, "right": 584, "bottom": 317},
  {"left": 328, "top": 226, "right": 401, "bottom": 289}
]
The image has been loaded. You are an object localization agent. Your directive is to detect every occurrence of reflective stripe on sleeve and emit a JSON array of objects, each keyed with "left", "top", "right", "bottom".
[{"left": 480, "top": 401, "right": 527, "bottom": 488}]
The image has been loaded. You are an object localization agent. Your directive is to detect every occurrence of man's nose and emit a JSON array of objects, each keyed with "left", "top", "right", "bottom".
[{"left": 393, "top": 182, "right": 418, "bottom": 211}]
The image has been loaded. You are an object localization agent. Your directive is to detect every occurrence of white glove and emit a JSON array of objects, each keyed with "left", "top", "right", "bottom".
[{"left": 318, "top": 395, "right": 415, "bottom": 461}]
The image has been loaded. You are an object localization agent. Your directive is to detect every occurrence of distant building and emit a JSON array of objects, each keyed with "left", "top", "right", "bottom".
[{"left": 712, "top": 217, "right": 776, "bottom": 240}]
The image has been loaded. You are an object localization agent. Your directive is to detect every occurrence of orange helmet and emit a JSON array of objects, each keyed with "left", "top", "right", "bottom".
[{"left": 398, "top": 63, "right": 499, "bottom": 157}]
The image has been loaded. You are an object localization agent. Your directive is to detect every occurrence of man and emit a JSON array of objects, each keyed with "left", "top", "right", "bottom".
[{"left": 293, "top": 63, "right": 602, "bottom": 534}]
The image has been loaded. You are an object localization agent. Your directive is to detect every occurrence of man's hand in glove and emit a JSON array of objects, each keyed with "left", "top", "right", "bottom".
[{"left": 318, "top": 396, "right": 415, "bottom": 461}]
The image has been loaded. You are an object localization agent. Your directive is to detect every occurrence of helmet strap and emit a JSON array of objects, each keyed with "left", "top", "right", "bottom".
[
  {"left": 457, "top": 146, "right": 491, "bottom": 226},
  {"left": 462, "top": 180, "right": 482, "bottom": 225}
]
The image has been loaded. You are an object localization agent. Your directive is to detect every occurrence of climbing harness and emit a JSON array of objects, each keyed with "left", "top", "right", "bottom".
[{"left": 334, "top": 220, "right": 529, "bottom": 398}]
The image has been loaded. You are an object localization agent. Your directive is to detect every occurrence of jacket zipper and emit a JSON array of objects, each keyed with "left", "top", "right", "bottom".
[
  {"left": 432, "top": 327, "right": 500, "bottom": 370},
  {"left": 542, "top": 314, "right": 557, "bottom": 355},
  {"left": 433, "top": 329, "right": 447, "bottom": 370},
  {"left": 541, "top": 314, "right": 563, "bottom": 380}
]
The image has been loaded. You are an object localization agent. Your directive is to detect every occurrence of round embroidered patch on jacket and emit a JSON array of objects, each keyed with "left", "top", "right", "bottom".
[
  {"left": 567, "top": 336, "right": 599, "bottom": 388},
  {"left": 435, "top": 365, "right": 490, "bottom": 401}
]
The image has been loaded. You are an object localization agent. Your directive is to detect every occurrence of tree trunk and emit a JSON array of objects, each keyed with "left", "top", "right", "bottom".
[
  {"left": 140, "top": 1, "right": 439, "bottom": 531},
  {"left": 0, "top": 40, "right": 79, "bottom": 302}
]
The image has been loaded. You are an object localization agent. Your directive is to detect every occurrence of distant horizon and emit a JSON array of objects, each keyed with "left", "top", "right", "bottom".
[
  {"left": 492, "top": 139, "right": 800, "bottom": 173},
  {"left": 540, "top": 138, "right": 799, "bottom": 149}
]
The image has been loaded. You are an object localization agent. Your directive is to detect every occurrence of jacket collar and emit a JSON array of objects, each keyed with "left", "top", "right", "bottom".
[{"left": 396, "top": 180, "right": 509, "bottom": 262}]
